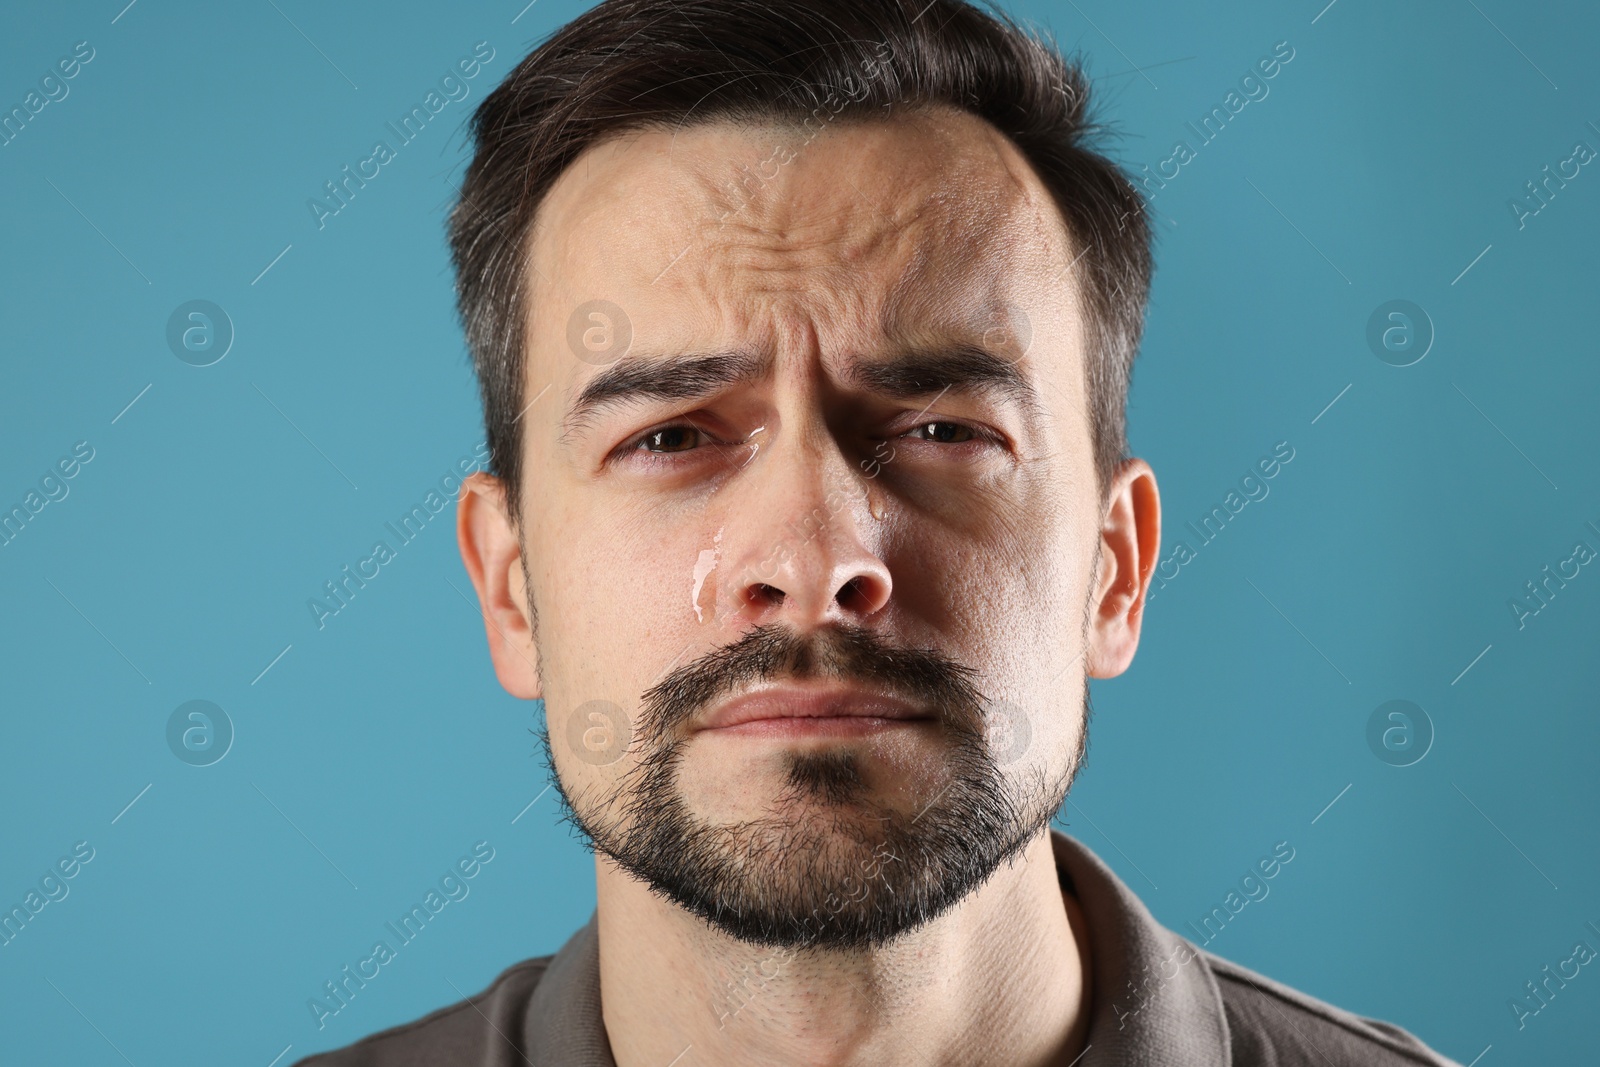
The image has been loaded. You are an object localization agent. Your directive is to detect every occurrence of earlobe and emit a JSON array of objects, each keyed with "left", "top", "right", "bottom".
[
  {"left": 456, "top": 472, "right": 543, "bottom": 699},
  {"left": 1085, "top": 459, "right": 1161, "bottom": 679}
]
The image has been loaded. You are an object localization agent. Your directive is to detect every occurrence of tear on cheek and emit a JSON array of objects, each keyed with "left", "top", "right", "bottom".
[
  {"left": 692, "top": 551, "right": 718, "bottom": 621},
  {"left": 690, "top": 528, "right": 724, "bottom": 622}
]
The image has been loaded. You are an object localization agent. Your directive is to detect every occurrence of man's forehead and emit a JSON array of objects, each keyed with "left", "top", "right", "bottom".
[
  {"left": 524, "top": 106, "right": 1077, "bottom": 383},
  {"left": 534, "top": 109, "right": 1067, "bottom": 275}
]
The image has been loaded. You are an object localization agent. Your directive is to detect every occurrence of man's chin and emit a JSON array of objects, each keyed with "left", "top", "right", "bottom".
[{"left": 587, "top": 791, "right": 1033, "bottom": 951}]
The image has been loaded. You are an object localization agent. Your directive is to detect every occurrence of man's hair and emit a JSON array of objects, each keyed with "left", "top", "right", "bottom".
[{"left": 448, "top": 0, "right": 1152, "bottom": 518}]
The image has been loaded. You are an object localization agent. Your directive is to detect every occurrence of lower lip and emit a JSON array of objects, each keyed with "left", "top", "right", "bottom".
[{"left": 700, "top": 716, "right": 934, "bottom": 739}]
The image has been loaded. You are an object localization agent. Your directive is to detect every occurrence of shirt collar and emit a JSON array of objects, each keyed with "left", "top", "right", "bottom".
[
  {"left": 1051, "top": 828, "right": 1231, "bottom": 1065},
  {"left": 524, "top": 829, "right": 1231, "bottom": 1066}
]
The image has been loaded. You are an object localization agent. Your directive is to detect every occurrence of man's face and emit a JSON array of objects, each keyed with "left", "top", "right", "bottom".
[{"left": 462, "top": 105, "right": 1154, "bottom": 949}]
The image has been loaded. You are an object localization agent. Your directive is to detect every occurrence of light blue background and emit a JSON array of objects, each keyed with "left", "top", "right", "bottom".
[{"left": 2, "top": 1, "right": 1596, "bottom": 1064}]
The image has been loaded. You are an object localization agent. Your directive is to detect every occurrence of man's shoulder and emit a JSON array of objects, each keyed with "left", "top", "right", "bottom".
[
  {"left": 290, "top": 955, "right": 554, "bottom": 1066},
  {"left": 1201, "top": 949, "right": 1463, "bottom": 1067}
]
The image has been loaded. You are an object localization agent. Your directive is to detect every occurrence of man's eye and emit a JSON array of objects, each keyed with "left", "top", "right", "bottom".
[
  {"left": 637, "top": 426, "right": 703, "bottom": 453},
  {"left": 906, "top": 421, "right": 976, "bottom": 444}
]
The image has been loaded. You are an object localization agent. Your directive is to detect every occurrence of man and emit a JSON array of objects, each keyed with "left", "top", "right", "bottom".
[{"left": 299, "top": 0, "right": 1461, "bottom": 1063}]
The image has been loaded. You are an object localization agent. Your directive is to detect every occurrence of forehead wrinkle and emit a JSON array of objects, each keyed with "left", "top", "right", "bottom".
[
  {"left": 685, "top": 191, "right": 915, "bottom": 293},
  {"left": 679, "top": 113, "right": 1006, "bottom": 259},
  {"left": 668, "top": 167, "right": 963, "bottom": 325}
]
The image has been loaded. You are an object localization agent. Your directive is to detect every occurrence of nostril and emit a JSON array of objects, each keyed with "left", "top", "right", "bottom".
[
  {"left": 835, "top": 577, "right": 871, "bottom": 612},
  {"left": 833, "top": 571, "right": 892, "bottom": 616}
]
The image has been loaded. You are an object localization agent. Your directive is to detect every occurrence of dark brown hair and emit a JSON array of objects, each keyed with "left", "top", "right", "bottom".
[{"left": 448, "top": 0, "right": 1152, "bottom": 517}]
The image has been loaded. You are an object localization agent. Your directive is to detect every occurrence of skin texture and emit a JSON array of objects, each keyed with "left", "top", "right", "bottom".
[{"left": 457, "top": 104, "right": 1160, "bottom": 1066}]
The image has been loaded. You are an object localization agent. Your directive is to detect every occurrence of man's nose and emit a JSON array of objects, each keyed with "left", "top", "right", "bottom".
[{"left": 714, "top": 428, "right": 893, "bottom": 630}]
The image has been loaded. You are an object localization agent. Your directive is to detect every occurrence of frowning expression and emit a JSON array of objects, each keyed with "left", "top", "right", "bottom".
[{"left": 460, "top": 103, "right": 1152, "bottom": 945}]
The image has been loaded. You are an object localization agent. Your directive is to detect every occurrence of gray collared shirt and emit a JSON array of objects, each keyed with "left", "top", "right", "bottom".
[{"left": 295, "top": 830, "right": 1463, "bottom": 1066}]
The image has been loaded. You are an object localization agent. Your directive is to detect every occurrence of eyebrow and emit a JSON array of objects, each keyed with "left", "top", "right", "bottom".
[
  {"left": 558, "top": 342, "right": 1040, "bottom": 440},
  {"left": 846, "top": 343, "right": 1041, "bottom": 417},
  {"left": 561, "top": 351, "right": 770, "bottom": 441}
]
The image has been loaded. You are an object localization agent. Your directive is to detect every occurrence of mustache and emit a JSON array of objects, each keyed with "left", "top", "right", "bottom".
[{"left": 635, "top": 623, "right": 989, "bottom": 742}]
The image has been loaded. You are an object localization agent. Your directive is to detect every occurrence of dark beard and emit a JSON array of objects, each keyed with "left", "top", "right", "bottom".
[{"left": 539, "top": 622, "right": 1086, "bottom": 951}]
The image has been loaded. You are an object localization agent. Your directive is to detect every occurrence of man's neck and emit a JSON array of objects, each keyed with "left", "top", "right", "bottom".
[{"left": 595, "top": 830, "right": 1091, "bottom": 1067}]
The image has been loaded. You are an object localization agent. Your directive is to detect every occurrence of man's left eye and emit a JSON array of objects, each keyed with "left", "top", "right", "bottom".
[
  {"left": 637, "top": 426, "right": 703, "bottom": 453},
  {"left": 905, "top": 421, "right": 976, "bottom": 444}
]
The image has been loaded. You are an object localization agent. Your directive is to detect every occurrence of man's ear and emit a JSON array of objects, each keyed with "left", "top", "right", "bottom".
[
  {"left": 457, "top": 472, "right": 543, "bottom": 699},
  {"left": 1085, "top": 458, "right": 1161, "bottom": 679}
]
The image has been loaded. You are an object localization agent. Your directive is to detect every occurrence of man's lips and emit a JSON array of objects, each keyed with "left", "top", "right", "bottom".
[{"left": 695, "top": 685, "right": 933, "bottom": 733}]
